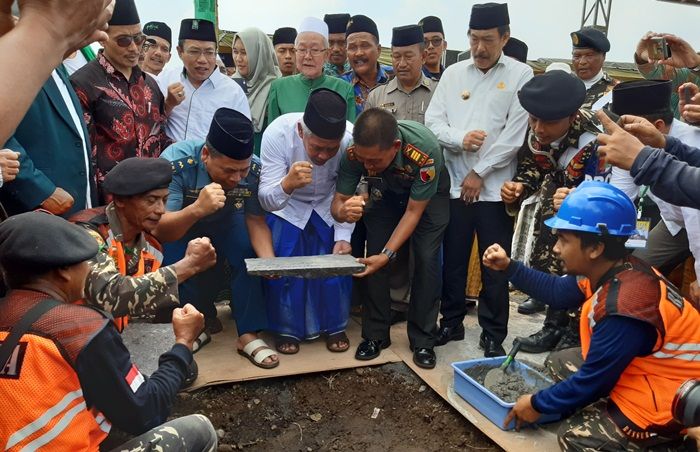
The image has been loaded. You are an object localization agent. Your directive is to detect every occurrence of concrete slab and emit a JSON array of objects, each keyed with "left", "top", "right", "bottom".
[{"left": 245, "top": 254, "right": 365, "bottom": 278}]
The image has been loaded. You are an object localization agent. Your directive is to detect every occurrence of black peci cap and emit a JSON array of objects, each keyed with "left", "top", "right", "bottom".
[
  {"left": 143, "top": 21, "right": 172, "bottom": 45},
  {"left": 109, "top": 0, "right": 140, "bottom": 26},
  {"left": 346, "top": 15, "right": 379, "bottom": 40},
  {"left": 207, "top": 108, "right": 255, "bottom": 160},
  {"left": 179, "top": 18, "right": 216, "bottom": 43},
  {"left": 392, "top": 25, "right": 424, "bottom": 47},
  {"left": 418, "top": 16, "right": 444, "bottom": 35},
  {"left": 611, "top": 80, "right": 672, "bottom": 117},
  {"left": 503, "top": 37, "right": 528, "bottom": 63},
  {"left": 273, "top": 27, "right": 297, "bottom": 46},
  {"left": 303, "top": 88, "right": 348, "bottom": 140},
  {"left": 469, "top": 3, "right": 510, "bottom": 30},
  {"left": 324, "top": 14, "right": 351, "bottom": 34}
]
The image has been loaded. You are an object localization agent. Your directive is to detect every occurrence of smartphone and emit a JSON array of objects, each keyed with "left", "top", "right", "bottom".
[
  {"left": 648, "top": 37, "right": 672, "bottom": 61},
  {"left": 683, "top": 86, "right": 693, "bottom": 106}
]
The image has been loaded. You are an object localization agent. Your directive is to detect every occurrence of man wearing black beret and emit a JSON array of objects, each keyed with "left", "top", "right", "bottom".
[
  {"left": 157, "top": 108, "right": 280, "bottom": 369},
  {"left": 0, "top": 212, "right": 218, "bottom": 449},
  {"left": 500, "top": 70, "right": 611, "bottom": 353},
  {"left": 259, "top": 88, "right": 355, "bottom": 354},
  {"left": 273, "top": 27, "right": 297, "bottom": 77},
  {"left": 570, "top": 27, "right": 618, "bottom": 110},
  {"left": 426, "top": 2, "right": 533, "bottom": 357},
  {"left": 418, "top": 16, "right": 447, "bottom": 81},
  {"left": 323, "top": 13, "right": 351, "bottom": 77},
  {"left": 141, "top": 21, "right": 172, "bottom": 76},
  {"left": 70, "top": 157, "right": 216, "bottom": 334}
]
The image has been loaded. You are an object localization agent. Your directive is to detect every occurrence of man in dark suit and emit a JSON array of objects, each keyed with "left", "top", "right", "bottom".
[{"left": 0, "top": 65, "right": 95, "bottom": 217}]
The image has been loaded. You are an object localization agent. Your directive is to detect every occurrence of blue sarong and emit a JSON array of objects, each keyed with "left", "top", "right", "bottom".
[{"left": 265, "top": 211, "right": 351, "bottom": 340}]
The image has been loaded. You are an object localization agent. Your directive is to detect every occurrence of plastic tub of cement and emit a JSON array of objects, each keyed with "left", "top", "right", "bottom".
[{"left": 452, "top": 357, "right": 562, "bottom": 430}]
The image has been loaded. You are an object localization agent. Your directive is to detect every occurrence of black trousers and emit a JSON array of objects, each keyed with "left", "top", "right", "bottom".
[
  {"left": 440, "top": 200, "right": 513, "bottom": 344},
  {"left": 361, "top": 193, "right": 449, "bottom": 348}
]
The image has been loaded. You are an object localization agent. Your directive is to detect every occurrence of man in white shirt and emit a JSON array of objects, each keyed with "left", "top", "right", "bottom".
[
  {"left": 425, "top": 2, "right": 533, "bottom": 357},
  {"left": 158, "top": 18, "right": 250, "bottom": 142},
  {"left": 609, "top": 80, "right": 700, "bottom": 304},
  {"left": 259, "top": 88, "right": 354, "bottom": 354}
]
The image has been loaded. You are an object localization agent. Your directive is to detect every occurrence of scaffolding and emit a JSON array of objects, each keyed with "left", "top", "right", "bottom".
[{"left": 580, "top": 0, "right": 613, "bottom": 35}]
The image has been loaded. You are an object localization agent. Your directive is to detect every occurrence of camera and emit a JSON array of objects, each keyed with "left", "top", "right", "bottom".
[
  {"left": 648, "top": 37, "right": 672, "bottom": 61},
  {"left": 673, "top": 379, "right": 700, "bottom": 427}
]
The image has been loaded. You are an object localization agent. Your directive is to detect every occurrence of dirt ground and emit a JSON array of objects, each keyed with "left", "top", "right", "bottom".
[{"left": 103, "top": 363, "right": 501, "bottom": 451}]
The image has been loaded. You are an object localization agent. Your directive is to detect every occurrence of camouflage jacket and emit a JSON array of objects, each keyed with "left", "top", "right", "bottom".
[
  {"left": 70, "top": 204, "right": 179, "bottom": 318},
  {"left": 581, "top": 72, "right": 618, "bottom": 110},
  {"left": 512, "top": 109, "right": 603, "bottom": 203}
]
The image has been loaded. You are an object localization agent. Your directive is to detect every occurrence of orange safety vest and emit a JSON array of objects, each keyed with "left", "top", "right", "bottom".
[
  {"left": 70, "top": 207, "right": 163, "bottom": 333},
  {"left": 0, "top": 296, "right": 111, "bottom": 450},
  {"left": 579, "top": 258, "right": 700, "bottom": 438}
]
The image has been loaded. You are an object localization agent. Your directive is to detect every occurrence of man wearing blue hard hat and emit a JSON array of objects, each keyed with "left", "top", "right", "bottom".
[{"left": 483, "top": 181, "right": 700, "bottom": 449}]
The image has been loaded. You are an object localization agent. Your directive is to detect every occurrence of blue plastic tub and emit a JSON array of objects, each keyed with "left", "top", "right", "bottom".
[{"left": 452, "top": 357, "right": 562, "bottom": 430}]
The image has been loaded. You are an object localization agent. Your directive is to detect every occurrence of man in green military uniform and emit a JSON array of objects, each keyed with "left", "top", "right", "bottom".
[
  {"left": 331, "top": 108, "right": 449, "bottom": 369},
  {"left": 365, "top": 24, "right": 436, "bottom": 124},
  {"left": 70, "top": 157, "right": 217, "bottom": 330}
]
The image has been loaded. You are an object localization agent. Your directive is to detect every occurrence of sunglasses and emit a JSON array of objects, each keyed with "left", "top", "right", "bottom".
[{"left": 115, "top": 33, "right": 147, "bottom": 48}]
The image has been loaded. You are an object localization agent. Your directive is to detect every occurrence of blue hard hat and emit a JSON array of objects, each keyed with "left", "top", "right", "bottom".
[{"left": 544, "top": 181, "right": 637, "bottom": 237}]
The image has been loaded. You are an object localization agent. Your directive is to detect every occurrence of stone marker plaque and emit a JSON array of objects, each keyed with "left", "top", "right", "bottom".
[{"left": 245, "top": 254, "right": 365, "bottom": 278}]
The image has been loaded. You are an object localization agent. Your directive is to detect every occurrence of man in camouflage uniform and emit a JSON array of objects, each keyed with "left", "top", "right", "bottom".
[
  {"left": 331, "top": 108, "right": 449, "bottom": 369},
  {"left": 70, "top": 157, "right": 217, "bottom": 331},
  {"left": 570, "top": 27, "right": 618, "bottom": 111},
  {"left": 501, "top": 70, "right": 611, "bottom": 353}
]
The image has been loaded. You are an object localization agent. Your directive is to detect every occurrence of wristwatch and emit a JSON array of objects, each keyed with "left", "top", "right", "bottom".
[{"left": 381, "top": 247, "right": 397, "bottom": 262}]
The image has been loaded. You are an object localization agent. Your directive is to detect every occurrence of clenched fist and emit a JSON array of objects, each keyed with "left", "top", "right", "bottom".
[
  {"left": 194, "top": 182, "right": 226, "bottom": 217},
  {"left": 41, "top": 187, "right": 74, "bottom": 215},
  {"left": 281, "top": 161, "right": 313, "bottom": 194},
  {"left": 0, "top": 149, "right": 20, "bottom": 184},
  {"left": 501, "top": 181, "right": 524, "bottom": 204},
  {"left": 482, "top": 243, "right": 511, "bottom": 272},
  {"left": 338, "top": 195, "right": 365, "bottom": 223},
  {"left": 165, "top": 82, "right": 186, "bottom": 112},
  {"left": 172, "top": 303, "right": 205, "bottom": 350},
  {"left": 553, "top": 187, "right": 573, "bottom": 212},
  {"left": 184, "top": 237, "right": 217, "bottom": 273},
  {"left": 462, "top": 130, "right": 487, "bottom": 152}
]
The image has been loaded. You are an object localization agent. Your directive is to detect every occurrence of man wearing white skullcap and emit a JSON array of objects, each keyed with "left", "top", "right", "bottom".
[{"left": 266, "top": 17, "right": 356, "bottom": 124}]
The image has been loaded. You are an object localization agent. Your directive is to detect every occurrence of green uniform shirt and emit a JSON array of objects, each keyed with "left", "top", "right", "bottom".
[
  {"left": 266, "top": 74, "right": 356, "bottom": 125},
  {"left": 336, "top": 120, "right": 446, "bottom": 201}
]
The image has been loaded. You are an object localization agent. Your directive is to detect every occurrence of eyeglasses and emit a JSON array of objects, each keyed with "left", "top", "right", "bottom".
[
  {"left": 115, "top": 33, "right": 147, "bottom": 48},
  {"left": 424, "top": 37, "right": 444, "bottom": 48},
  {"left": 295, "top": 47, "right": 326, "bottom": 57},
  {"left": 185, "top": 48, "right": 217, "bottom": 59}
]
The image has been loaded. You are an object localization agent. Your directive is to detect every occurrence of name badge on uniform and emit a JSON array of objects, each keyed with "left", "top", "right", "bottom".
[{"left": 626, "top": 218, "right": 650, "bottom": 249}]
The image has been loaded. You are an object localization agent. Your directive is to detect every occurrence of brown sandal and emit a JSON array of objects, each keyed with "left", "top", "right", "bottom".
[
  {"left": 275, "top": 336, "right": 300, "bottom": 355},
  {"left": 326, "top": 331, "right": 350, "bottom": 353}
]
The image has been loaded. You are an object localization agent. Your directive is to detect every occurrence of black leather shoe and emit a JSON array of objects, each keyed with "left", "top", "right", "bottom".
[
  {"left": 482, "top": 335, "right": 506, "bottom": 357},
  {"left": 518, "top": 297, "right": 546, "bottom": 315},
  {"left": 412, "top": 347, "right": 436, "bottom": 369},
  {"left": 436, "top": 323, "right": 465, "bottom": 346},
  {"left": 554, "top": 325, "right": 581, "bottom": 351},
  {"left": 517, "top": 326, "right": 563, "bottom": 353},
  {"left": 355, "top": 339, "right": 391, "bottom": 361}
]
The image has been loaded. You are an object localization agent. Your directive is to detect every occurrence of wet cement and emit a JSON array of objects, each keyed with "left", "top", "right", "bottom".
[{"left": 465, "top": 363, "right": 551, "bottom": 403}]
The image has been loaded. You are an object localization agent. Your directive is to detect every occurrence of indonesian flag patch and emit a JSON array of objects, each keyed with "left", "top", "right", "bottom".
[
  {"left": 419, "top": 166, "right": 435, "bottom": 183},
  {"left": 125, "top": 364, "right": 145, "bottom": 393}
]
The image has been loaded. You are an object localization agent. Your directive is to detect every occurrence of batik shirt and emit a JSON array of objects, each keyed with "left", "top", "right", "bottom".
[{"left": 71, "top": 51, "right": 172, "bottom": 201}]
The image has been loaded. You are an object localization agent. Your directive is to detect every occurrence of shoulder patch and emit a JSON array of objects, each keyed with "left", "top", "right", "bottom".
[
  {"left": 171, "top": 157, "right": 197, "bottom": 174},
  {"left": 403, "top": 144, "right": 429, "bottom": 167},
  {"left": 85, "top": 228, "right": 107, "bottom": 250},
  {"left": 250, "top": 159, "right": 261, "bottom": 177},
  {"left": 347, "top": 145, "right": 356, "bottom": 161}
]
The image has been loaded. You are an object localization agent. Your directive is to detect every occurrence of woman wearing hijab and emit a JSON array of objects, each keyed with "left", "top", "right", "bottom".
[{"left": 232, "top": 27, "right": 282, "bottom": 155}]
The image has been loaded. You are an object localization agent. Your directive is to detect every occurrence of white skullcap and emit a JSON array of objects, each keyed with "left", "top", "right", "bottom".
[
  {"left": 545, "top": 62, "right": 572, "bottom": 74},
  {"left": 298, "top": 17, "right": 329, "bottom": 40}
]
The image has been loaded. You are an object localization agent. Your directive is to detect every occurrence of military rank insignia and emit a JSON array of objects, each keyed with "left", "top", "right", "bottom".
[
  {"left": 419, "top": 166, "right": 435, "bottom": 183},
  {"left": 402, "top": 144, "right": 429, "bottom": 167}
]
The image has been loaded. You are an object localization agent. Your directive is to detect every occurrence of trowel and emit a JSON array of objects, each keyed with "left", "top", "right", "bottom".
[{"left": 484, "top": 340, "right": 522, "bottom": 388}]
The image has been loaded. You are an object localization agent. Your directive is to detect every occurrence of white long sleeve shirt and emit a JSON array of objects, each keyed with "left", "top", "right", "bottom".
[
  {"left": 157, "top": 64, "right": 251, "bottom": 141},
  {"left": 425, "top": 53, "right": 533, "bottom": 200},
  {"left": 258, "top": 113, "right": 355, "bottom": 243}
]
